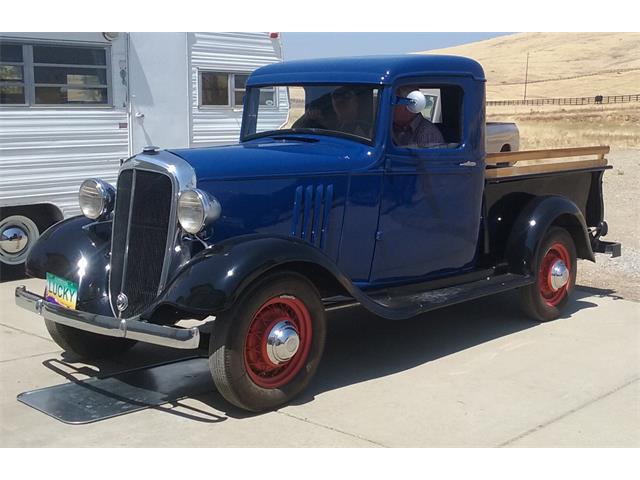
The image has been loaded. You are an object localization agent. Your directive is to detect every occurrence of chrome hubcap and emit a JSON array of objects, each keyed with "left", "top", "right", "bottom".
[
  {"left": 549, "top": 259, "right": 569, "bottom": 291},
  {"left": 0, "top": 215, "right": 40, "bottom": 265},
  {"left": 266, "top": 320, "right": 300, "bottom": 364},
  {"left": 0, "top": 226, "right": 28, "bottom": 254}
]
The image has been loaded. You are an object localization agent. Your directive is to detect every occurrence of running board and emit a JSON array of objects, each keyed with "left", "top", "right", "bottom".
[{"left": 325, "top": 273, "right": 533, "bottom": 320}]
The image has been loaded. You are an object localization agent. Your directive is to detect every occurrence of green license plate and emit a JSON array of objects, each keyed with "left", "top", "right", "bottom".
[{"left": 46, "top": 273, "right": 78, "bottom": 310}]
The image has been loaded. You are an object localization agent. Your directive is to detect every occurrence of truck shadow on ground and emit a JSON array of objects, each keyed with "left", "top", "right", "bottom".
[
  {"left": 291, "top": 288, "right": 601, "bottom": 408},
  {"left": 36, "top": 288, "right": 604, "bottom": 422}
]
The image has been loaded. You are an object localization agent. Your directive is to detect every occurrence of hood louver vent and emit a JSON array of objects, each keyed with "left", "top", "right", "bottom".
[{"left": 291, "top": 184, "right": 334, "bottom": 249}]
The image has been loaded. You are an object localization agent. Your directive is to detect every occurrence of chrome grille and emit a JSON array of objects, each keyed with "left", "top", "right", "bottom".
[{"left": 110, "top": 168, "right": 173, "bottom": 318}]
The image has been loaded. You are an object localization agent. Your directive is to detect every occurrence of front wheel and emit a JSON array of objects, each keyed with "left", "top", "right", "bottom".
[
  {"left": 520, "top": 227, "right": 577, "bottom": 322},
  {"left": 208, "top": 271, "right": 326, "bottom": 412},
  {"left": 45, "top": 319, "right": 137, "bottom": 359}
]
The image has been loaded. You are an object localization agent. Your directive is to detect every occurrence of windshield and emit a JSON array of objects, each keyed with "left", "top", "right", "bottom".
[{"left": 241, "top": 84, "right": 380, "bottom": 143}]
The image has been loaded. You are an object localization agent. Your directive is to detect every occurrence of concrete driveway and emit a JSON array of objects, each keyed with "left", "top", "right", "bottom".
[{"left": 1, "top": 277, "right": 638, "bottom": 447}]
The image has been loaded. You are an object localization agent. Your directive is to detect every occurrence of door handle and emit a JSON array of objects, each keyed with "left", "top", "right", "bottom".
[{"left": 459, "top": 161, "right": 477, "bottom": 167}]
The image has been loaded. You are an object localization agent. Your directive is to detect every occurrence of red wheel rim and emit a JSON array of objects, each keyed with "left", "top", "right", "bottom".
[
  {"left": 538, "top": 242, "right": 571, "bottom": 306},
  {"left": 243, "top": 296, "right": 312, "bottom": 389}
]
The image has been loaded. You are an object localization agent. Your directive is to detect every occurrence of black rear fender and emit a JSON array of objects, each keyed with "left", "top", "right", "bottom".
[{"left": 505, "top": 195, "right": 595, "bottom": 275}]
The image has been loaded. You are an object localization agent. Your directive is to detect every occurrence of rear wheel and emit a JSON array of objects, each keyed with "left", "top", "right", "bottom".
[
  {"left": 45, "top": 319, "right": 137, "bottom": 359},
  {"left": 0, "top": 207, "right": 58, "bottom": 281},
  {"left": 209, "top": 271, "right": 326, "bottom": 412},
  {"left": 0, "top": 215, "right": 40, "bottom": 281},
  {"left": 520, "top": 227, "right": 576, "bottom": 322}
]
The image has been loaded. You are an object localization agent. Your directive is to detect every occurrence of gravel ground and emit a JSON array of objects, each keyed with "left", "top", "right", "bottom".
[{"left": 576, "top": 149, "right": 640, "bottom": 301}]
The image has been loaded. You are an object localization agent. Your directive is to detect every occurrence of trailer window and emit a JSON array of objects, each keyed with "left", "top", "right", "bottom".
[
  {"left": 234, "top": 74, "right": 248, "bottom": 106},
  {"left": 33, "top": 45, "right": 108, "bottom": 105},
  {"left": 200, "top": 71, "right": 266, "bottom": 109},
  {"left": 0, "top": 42, "right": 111, "bottom": 106},
  {"left": 201, "top": 72, "right": 229, "bottom": 106},
  {"left": 0, "top": 44, "right": 26, "bottom": 104}
]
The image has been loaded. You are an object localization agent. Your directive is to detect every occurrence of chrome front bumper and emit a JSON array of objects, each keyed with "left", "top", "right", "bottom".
[{"left": 14, "top": 285, "right": 200, "bottom": 349}]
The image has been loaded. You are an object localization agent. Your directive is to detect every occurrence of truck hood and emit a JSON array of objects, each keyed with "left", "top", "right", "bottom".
[{"left": 168, "top": 136, "right": 376, "bottom": 181}]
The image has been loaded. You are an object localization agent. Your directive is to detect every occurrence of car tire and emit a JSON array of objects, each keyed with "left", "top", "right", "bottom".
[
  {"left": 520, "top": 226, "right": 577, "bottom": 322},
  {"left": 45, "top": 319, "right": 137, "bottom": 359},
  {"left": 209, "top": 271, "right": 326, "bottom": 412}
]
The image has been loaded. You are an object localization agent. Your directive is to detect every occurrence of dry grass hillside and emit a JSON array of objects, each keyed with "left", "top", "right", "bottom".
[
  {"left": 414, "top": 32, "right": 640, "bottom": 150},
  {"left": 418, "top": 32, "right": 640, "bottom": 100}
]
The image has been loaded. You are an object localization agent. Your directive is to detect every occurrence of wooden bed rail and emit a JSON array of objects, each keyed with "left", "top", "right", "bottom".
[
  {"left": 486, "top": 146, "right": 610, "bottom": 165},
  {"left": 485, "top": 146, "right": 610, "bottom": 179}
]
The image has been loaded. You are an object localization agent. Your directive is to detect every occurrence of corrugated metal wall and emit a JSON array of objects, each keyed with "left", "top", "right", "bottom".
[
  {"left": 189, "top": 32, "right": 288, "bottom": 146},
  {"left": 0, "top": 110, "right": 128, "bottom": 217},
  {"left": 0, "top": 33, "right": 129, "bottom": 218}
]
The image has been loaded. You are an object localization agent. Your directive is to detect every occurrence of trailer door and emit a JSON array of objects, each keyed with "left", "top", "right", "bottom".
[{"left": 128, "top": 33, "right": 190, "bottom": 154}]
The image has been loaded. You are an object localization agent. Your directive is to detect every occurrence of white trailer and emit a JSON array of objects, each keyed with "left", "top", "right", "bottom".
[{"left": 0, "top": 32, "right": 287, "bottom": 277}]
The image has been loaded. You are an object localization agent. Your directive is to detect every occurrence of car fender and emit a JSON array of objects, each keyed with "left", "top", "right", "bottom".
[
  {"left": 505, "top": 195, "right": 595, "bottom": 276},
  {"left": 155, "top": 234, "right": 385, "bottom": 318},
  {"left": 25, "top": 215, "right": 112, "bottom": 316}
]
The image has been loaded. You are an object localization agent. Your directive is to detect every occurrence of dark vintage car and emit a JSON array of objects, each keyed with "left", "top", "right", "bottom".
[{"left": 16, "top": 55, "right": 620, "bottom": 412}]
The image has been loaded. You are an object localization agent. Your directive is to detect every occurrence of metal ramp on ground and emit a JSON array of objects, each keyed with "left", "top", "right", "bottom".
[{"left": 17, "top": 357, "right": 213, "bottom": 424}]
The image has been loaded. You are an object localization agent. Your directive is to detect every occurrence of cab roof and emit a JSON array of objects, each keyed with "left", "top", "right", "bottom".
[{"left": 247, "top": 54, "right": 486, "bottom": 86}]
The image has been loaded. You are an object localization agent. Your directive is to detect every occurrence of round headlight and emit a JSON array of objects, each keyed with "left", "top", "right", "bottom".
[
  {"left": 177, "top": 189, "right": 221, "bottom": 235},
  {"left": 79, "top": 179, "right": 115, "bottom": 220}
]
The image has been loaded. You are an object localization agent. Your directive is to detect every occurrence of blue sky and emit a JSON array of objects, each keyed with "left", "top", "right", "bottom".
[{"left": 281, "top": 32, "right": 511, "bottom": 60}]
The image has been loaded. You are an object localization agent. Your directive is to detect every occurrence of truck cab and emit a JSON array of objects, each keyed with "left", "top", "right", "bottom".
[{"left": 15, "top": 55, "right": 620, "bottom": 412}]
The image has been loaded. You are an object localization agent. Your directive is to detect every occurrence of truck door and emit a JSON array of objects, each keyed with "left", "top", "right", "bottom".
[{"left": 370, "top": 81, "right": 485, "bottom": 284}]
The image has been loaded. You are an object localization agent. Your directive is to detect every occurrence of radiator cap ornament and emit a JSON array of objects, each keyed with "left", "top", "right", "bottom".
[
  {"left": 142, "top": 145, "right": 160, "bottom": 154},
  {"left": 116, "top": 292, "right": 129, "bottom": 312}
]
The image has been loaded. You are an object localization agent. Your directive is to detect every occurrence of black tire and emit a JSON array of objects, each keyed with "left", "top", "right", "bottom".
[
  {"left": 0, "top": 262, "right": 25, "bottom": 282},
  {"left": 45, "top": 319, "right": 137, "bottom": 359},
  {"left": 520, "top": 227, "right": 577, "bottom": 322},
  {"left": 209, "top": 271, "right": 326, "bottom": 412}
]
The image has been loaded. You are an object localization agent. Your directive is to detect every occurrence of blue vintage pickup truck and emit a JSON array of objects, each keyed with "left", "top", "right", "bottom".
[{"left": 15, "top": 55, "right": 620, "bottom": 412}]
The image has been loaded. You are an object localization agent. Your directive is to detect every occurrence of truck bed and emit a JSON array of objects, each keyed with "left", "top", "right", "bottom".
[{"left": 481, "top": 146, "right": 611, "bottom": 264}]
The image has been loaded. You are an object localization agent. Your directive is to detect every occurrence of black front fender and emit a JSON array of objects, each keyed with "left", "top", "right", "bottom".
[
  {"left": 505, "top": 195, "right": 595, "bottom": 275},
  {"left": 155, "top": 234, "right": 364, "bottom": 317},
  {"left": 26, "top": 215, "right": 112, "bottom": 316}
]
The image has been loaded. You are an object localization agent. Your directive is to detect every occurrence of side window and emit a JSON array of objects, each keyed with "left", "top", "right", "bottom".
[
  {"left": 200, "top": 71, "right": 272, "bottom": 109},
  {"left": 200, "top": 72, "right": 229, "bottom": 106},
  {"left": 32, "top": 45, "right": 108, "bottom": 105},
  {"left": 0, "top": 44, "right": 26, "bottom": 104},
  {"left": 392, "top": 84, "right": 463, "bottom": 149},
  {"left": 418, "top": 89, "right": 441, "bottom": 123},
  {"left": 1, "top": 43, "right": 110, "bottom": 106},
  {"left": 233, "top": 74, "right": 248, "bottom": 107}
]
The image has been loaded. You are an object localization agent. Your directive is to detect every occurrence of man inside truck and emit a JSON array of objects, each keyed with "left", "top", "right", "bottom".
[
  {"left": 330, "top": 86, "right": 374, "bottom": 138},
  {"left": 393, "top": 85, "right": 444, "bottom": 148}
]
